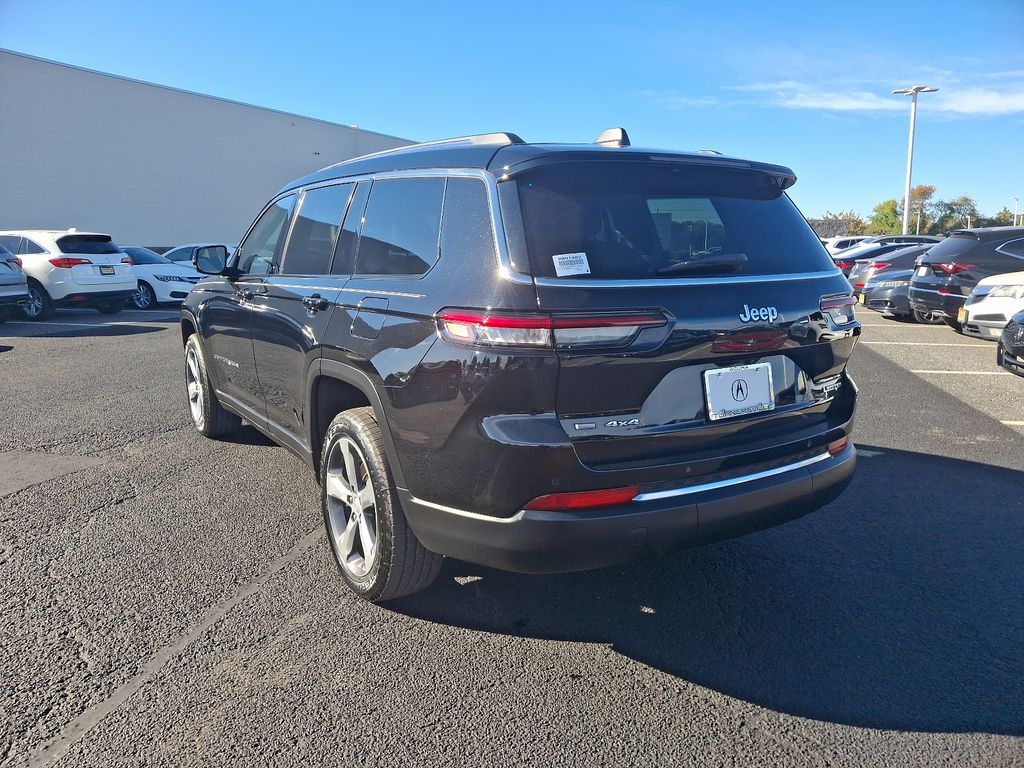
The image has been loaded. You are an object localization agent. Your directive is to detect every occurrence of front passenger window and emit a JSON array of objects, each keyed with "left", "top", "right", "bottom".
[{"left": 236, "top": 196, "right": 295, "bottom": 275}]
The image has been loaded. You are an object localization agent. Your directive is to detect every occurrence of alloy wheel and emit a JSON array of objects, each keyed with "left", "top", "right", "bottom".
[
  {"left": 325, "top": 436, "right": 378, "bottom": 578},
  {"left": 185, "top": 348, "right": 204, "bottom": 428},
  {"left": 23, "top": 287, "right": 44, "bottom": 318}
]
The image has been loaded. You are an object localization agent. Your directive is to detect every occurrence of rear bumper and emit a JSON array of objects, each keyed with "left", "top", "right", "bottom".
[
  {"left": 54, "top": 289, "right": 135, "bottom": 307},
  {"left": 908, "top": 286, "right": 965, "bottom": 318},
  {"left": 400, "top": 443, "right": 856, "bottom": 573},
  {"left": 863, "top": 289, "right": 910, "bottom": 316},
  {"left": 0, "top": 289, "right": 29, "bottom": 306}
]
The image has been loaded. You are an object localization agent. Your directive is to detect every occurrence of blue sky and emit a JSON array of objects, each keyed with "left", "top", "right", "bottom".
[{"left": 3, "top": 0, "right": 1023, "bottom": 219}]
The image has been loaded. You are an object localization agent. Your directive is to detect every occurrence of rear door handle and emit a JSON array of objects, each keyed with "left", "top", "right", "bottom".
[{"left": 302, "top": 293, "right": 330, "bottom": 312}]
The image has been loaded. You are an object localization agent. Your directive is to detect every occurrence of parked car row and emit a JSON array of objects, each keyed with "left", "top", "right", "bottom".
[
  {"left": 0, "top": 229, "right": 234, "bottom": 320},
  {"left": 856, "top": 226, "right": 1024, "bottom": 379}
]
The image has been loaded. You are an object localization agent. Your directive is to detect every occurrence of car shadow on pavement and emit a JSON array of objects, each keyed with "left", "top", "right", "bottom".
[
  {"left": 392, "top": 445, "right": 1024, "bottom": 736},
  {"left": 1, "top": 324, "right": 164, "bottom": 338}
]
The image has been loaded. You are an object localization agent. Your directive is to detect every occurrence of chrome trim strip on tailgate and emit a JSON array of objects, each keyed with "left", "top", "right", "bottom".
[
  {"left": 535, "top": 270, "right": 842, "bottom": 288},
  {"left": 634, "top": 452, "right": 832, "bottom": 501}
]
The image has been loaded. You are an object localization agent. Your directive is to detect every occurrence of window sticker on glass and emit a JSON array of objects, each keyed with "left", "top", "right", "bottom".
[{"left": 553, "top": 252, "right": 591, "bottom": 277}]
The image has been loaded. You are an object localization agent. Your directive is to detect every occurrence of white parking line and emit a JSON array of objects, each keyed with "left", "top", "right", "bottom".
[
  {"left": 862, "top": 341, "right": 990, "bottom": 347},
  {"left": 1001, "top": 421, "right": 1024, "bottom": 426},
  {"left": 910, "top": 370, "right": 1013, "bottom": 376}
]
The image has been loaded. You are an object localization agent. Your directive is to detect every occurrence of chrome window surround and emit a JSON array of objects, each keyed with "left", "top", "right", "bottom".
[
  {"left": 281, "top": 168, "right": 532, "bottom": 285},
  {"left": 995, "top": 237, "right": 1024, "bottom": 260}
]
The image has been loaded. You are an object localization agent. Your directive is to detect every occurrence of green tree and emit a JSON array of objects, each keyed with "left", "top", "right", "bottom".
[
  {"left": 928, "top": 195, "right": 980, "bottom": 233},
  {"left": 820, "top": 210, "right": 868, "bottom": 235},
  {"left": 903, "top": 184, "right": 937, "bottom": 234},
  {"left": 985, "top": 207, "right": 1015, "bottom": 227},
  {"left": 868, "top": 199, "right": 902, "bottom": 234}
]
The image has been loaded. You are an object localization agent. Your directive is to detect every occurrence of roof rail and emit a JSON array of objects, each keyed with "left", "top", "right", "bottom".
[
  {"left": 321, "top": 132, "right": 525, "bottom": 170},
  {"left": 697, "top": 149, "right": 722, "bottom": 155}
]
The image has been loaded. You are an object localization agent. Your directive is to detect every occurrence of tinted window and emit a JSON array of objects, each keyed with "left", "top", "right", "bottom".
[
  {"left": 236, "top": 196, "right": 295, "bottom": 275},
  {"left": 123, "top": 247, "right": 169, "bottom": 265},
  {"left": 280, "top": 184, "right": 352, "bottom": 275},
  {"left": 57, "top": 235, "right": 120, "bottom": 254},
  {"left": 355, "top": 178, "right": 445, "bottom": 276},
  {"left": 0, "top": 236, "right": 21, "bottom": 253},
  {"left": 19, "top": 238, "right": 45, "bottom": 255},
  {"left": 999, "top": 238, "right": 1024, "bottom": 258},
  {"left": 924, "top": 235, "right": 978, "bottom": 261},
  {"left": 164, "top": 247, "right": 193, "bottom": 262},
  {"left": 441, "top": 178, "right": 495, "bottom": 268},
  {"left": 516, "top": 162, "right": 833, "bottom": 279},
  {"left": 331, "top": 182, "right": 370, "bottom": 276},
  {"left": 0, "top": 241, "right": 12, "bottom": 257}
]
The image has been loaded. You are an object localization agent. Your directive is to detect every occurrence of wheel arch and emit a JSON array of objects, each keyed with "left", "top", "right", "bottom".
[{"left": 308, "top": 359, "right": 408, "bottom": 489}]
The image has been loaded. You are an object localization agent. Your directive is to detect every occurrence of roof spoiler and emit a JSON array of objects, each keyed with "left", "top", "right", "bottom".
[{"left": 594, "top": 127, "right": 630, "bottom": 147}]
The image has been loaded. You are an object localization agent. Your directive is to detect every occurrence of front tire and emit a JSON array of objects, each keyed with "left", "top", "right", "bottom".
[
  {"left": 184, "top": 335, "right": 241, "bottom": 438},
  {"left": 132, "top": 282, "right": 156, "bottom": 310},
  {"left": 22, "top": 281, "right": 54, "bottom": 320},
  {"left": 942, "top": 318, "right": 963, "bottom": 333},
  {"left": 321, "top": 407, "right": 441, "bottom": 602}
]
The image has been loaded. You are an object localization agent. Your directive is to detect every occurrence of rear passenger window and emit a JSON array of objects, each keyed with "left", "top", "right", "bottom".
[
  {"left": 332, "top": 182, "right": 370, "bottom": 276},
  {"left": 19, "top": 238, "right": 45, "bottom": 255},
  {"left": 441, "top": 178, "right": 495, "bottom": 266},
  {"left": 1000, "top": 239, "right": 1024, "bottom": 258},
  {"left": 280, "top": 184, "right": 352, "bottom": 275},
  {"left": 355, "top": 178, "right": 445, "bottom": 276}
]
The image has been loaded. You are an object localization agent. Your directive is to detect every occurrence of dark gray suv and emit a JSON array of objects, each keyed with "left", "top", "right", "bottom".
[{"left": 181, "top": 129, "right": 859, "bottom": 601}]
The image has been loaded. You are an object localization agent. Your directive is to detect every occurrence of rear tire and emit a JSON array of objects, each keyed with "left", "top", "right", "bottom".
[
  {"left": 913, "top": 309, "right": 942, "bottom": 324},
  {"left": 321, "top": 407, "right": 441, "bottom": 602},
  {"left": 184, "top": 335, "right": 241, "bottom": 438},
  {"left": 22, "top": 281, "right": 54, "bottom": 320}
]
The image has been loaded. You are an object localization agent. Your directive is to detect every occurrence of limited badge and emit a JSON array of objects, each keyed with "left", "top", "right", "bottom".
[{"left": 552, "top": 252, "right": 591, "bottom": 277}]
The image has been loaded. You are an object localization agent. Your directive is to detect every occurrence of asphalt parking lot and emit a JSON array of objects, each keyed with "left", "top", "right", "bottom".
[{"left": 1, "top": 308, "right": 1022, "bottom": 767}]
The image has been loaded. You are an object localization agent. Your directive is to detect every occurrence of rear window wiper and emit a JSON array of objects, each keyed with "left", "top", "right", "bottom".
[{"left": 655, "top": 253, "right": 747, "bottom": 276}]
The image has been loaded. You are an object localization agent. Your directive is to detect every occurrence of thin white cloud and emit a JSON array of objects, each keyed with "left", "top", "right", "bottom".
[{"left": 638, "top": 90, "right": 720, "bottom": 109}]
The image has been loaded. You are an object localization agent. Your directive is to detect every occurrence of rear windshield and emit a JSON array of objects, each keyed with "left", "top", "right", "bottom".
[
  {"left": 513, "top": 162, "right": 833, "bottom": 279},
  {"left": 922, "top": 235, "right": 978, "bottom": 261},
  {"left": 57, "top": 235, "right": 121, "bottom": 254},
  {"left": 122, "top": 247, "right": 169, "bottom": 265}
]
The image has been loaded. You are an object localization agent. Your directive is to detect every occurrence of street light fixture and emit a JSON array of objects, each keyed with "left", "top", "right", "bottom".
[{"left": 893, "top": 85, "right": 938, "bottom": 235}]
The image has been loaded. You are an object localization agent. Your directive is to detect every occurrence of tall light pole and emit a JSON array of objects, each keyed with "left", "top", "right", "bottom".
[
  {"left": 1014, "top": 196, "right": 1020, "bottom": 226},
  {"left": 893, "top": 85, "right": 938, "bottom": 235}
]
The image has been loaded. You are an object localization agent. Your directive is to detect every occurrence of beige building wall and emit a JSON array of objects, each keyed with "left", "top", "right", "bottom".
[{"left": 0, "top": 50, "right": 411, "bottom": 246}]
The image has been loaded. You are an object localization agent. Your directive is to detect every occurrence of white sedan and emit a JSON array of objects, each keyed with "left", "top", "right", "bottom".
[
  {"left": 959, "top": 270, "right": 1024, "bottom": 341},
  {"left": 120, "top": 247, "right": 204, "bottom": 309}
]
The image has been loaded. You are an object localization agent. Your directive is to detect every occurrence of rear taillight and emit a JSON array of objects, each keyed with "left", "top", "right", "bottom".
[
  {"left": 835, "top": 260, "right": 854, "bottom": 270},
  {"left": 853, "top": 283, "right": 865, "bottom": 289},
  {"left": 13, "top": 257, "right": 22, "bottom": 269},
  {"left": 870, "top": 262, "right": 890, "bottom": 271},
  {"left": 436, "top": 309, "right": 666, "bottom": 349},
  {"left": 821, "top": 295, "right": 857, "bottom": 326},
  {"left": 48, "top": 257, "right": 92, "bottom": 268},
  {"left": 524, "top": 485, "right": 640, "bottom": 511},
  {"left": 932, "top": 263, "right": 976, "bottom": 276},
  {"left": 827, "top": 436, "right": 850, "bottom": 455},
  {"left": 120, "top": 255, "right": 133, "bottom": 264}
]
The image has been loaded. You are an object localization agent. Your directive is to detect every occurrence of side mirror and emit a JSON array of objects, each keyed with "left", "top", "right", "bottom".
[{"left": 194, "top": 245, "right": 229, "bottom": 275}]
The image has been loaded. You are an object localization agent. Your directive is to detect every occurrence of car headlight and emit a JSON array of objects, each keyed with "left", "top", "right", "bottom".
[
  {"left": 153, "top": 274, "right": 189, "bottom": 283},
  {"left": 987, "top": 284, "right": 1024, "bottom": 300}
]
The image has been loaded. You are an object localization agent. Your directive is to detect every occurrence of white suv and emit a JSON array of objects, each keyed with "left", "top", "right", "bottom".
[{"left": 0, "top": 229, "right": 136, "bottom": 319}]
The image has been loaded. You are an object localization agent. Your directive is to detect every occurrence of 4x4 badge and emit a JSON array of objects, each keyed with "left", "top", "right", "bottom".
[{"left": 605, "top": 418, "right": 640, "bottom": 428}]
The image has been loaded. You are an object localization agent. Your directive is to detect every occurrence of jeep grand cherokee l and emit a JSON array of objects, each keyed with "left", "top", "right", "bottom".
[{"left": 181, "top": 129, "right": 859, "bottom": 601}]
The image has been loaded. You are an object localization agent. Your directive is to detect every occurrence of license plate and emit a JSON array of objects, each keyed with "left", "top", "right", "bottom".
[
  {"left": 99, "top": 265, "right": 115, "bottom": 275},
  {"left": 957, "top": 307, "right": 967, "bottom": 323},
  {"left": 703, "top": 362, "right": 775, "bottom": 422},
  {"left": 858, "top": 293, "right": 865, "bottom": 304},
  {"left": 916, "top": 266, "right": 929, "bottom": 277}
]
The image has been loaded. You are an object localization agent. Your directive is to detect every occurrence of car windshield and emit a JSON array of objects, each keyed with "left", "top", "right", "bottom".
[
  {"left": 56, "top": 234, "right": 121, "bottom": 254},
  {"left": 513, "top": 161, "right": 834, "bottom": 279}
]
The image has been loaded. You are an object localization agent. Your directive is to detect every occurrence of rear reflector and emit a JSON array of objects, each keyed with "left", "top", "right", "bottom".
[
  {"left": 820, "top": 295, "right": 857, "bottom": 325},
  {"left": 437, "top": 309, "right": 665, "bottom": 349},
  {"left": 524, "top": 485, "right": 640, "bottom": 511},
  {"left": 835, "top": 260, "right": 854, "bottom": 270},
  {"left": 827, "top": 436, "right": 849, "bottom": 455},
  {"left": 48, "top": 257, "right": 93, "bottom": 268},
  {"left": 870, "top": 262, "right": 890, "bottom": 270},
  {"left": 711, "top": 329, "right": 788, "bottom": 353},
  {"left": 120, "top": 256, "right": 133, "bottom": 264}
]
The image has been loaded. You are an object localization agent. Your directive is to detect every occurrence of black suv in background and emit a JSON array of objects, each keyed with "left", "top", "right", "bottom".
[
  {"left": 181, "top": 130, "right": 859, "bottom": 601},
  {"left": 909, "top": 227, "right": 1024, "bottom": 330}
]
